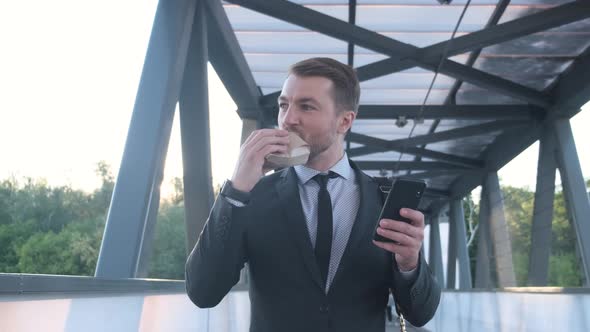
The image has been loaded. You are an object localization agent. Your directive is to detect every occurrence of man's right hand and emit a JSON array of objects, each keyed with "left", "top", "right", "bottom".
[{"left": 230, "top": 129, "right": 290, "bottom": 192}]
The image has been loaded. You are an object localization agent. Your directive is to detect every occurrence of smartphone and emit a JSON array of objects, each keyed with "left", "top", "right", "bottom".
[{"left": 373, "top": 178, "right": 426, "bottom": 243}]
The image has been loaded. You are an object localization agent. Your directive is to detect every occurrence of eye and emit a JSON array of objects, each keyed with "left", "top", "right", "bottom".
[
  {"left": 278, "top": 103, "right": 288, "bottom": 111},
  {"left": 301, "top": 104, "right": 315, "bottom": 111}
]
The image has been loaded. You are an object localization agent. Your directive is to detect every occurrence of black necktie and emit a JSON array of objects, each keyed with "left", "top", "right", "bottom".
[{"left": 313, "top": 171, "right": 338, "bottom": 287}]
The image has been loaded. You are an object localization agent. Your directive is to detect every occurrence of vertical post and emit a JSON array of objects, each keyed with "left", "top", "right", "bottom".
[
  {"left": 528, "top": 130, "right": 557, "bottom": 286},
  {"left": 486, "top": 172, "right": 517, "bottom": 287},
  {"left": 95, "top": 0, "right": 197, "bottom": 278},
  {"left": 447, "top": 202, "right": 457, "bottom": 289},
  {"left": 429, "top": 215, "right": 445, "bottom": 286},
  {"left": 180, "top": 0, "right": 214, "bottom": 254},
  {"left": 450, "top": 199, "right": 472, "bottom": 289},
  {"left": 475, "top": 185, "right": 492, "bottom": 288},
  {"left": 135, "top": 149, "right": 168, "bottom": 278},
  {"left": 554, "top": 118, "right": 590, "bottom": 285}
]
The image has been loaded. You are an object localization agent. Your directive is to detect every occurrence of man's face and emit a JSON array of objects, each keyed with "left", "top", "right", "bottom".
[{"left": 277, "top": 75, "right": 347, "bottom": 160}]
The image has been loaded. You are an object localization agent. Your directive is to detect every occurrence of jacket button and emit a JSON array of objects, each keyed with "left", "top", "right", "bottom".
[{"left": 319, "top": 305, "right": 329, "bottom": 314}]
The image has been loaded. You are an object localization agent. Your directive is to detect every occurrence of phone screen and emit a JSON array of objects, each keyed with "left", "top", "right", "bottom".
[{"left": 373, "top": 179, "right": 426, "bottom": 243}]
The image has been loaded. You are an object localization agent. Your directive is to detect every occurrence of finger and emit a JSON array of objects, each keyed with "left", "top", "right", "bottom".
[
  {"left": 244, "top": 130, "right": 286, "bottom": 150},
  {"left": 243, "top": 128, "right": 289, "bottom": 146},
  {"left": 375, "top": 227, "right": 416, "bottom": 247},
  {"left": 258, "top": 144, "right": 288, "bottom": 161},
  {"left": 379, "top": 219, "right": 423, "bottom": 240},
  {"left": 372, "top": 240, "right": 412, "bottom": 257},
  {"left": 400, "top": 208, "right": 425, "bottom": 227},
  {"left": 248, "top": 135, "right": 290, "bottom": 155}
]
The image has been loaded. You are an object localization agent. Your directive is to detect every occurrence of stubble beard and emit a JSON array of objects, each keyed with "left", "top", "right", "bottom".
[{"left": 306, "top": 131, "right": 339, "bottom": 163}]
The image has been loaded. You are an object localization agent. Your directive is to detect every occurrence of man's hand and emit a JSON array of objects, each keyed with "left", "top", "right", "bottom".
[
  {"left": 231, "top": 129, "right": 290, "bottom": 193},
  {"left": 372, "top": 208, "right": 425, "bottom": 272}
]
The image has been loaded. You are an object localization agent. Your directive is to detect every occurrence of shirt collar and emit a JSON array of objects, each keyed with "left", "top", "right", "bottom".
[{"left": 294, "top": 152, "right": 352, "bottom": 185}]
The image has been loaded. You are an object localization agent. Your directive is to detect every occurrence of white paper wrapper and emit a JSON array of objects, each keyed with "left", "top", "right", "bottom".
[{"left": 265, "top": 132, "right": 310, "bottom": 168}]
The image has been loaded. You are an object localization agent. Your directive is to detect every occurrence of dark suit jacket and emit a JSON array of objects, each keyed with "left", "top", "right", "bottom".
[{"left": 185, "top": 161, "right": 441, "bottom": 332}]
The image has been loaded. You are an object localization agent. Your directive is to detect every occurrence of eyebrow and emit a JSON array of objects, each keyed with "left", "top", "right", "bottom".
[{"left": 277, "top": 96, "right": 320, "bottom": 105}]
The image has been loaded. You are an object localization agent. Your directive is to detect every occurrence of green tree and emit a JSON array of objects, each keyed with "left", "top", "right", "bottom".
[
  {"left": 0, "top": 161, "right": 112, "bottom": 275},
  {"left": 16, "top": 216, "right": 103, "bottom": 276},
  {"left": 0, "top": 220, "right": 37, "bottom": 273},
  {"left": 464, "top": 182, "right": 585, "bottom": 287},
  {"left": 500, "top": 184, "right": 583, "bottom": 287},
  {"left": 149, "top": 202, "right": 187, "bottom": 279}
]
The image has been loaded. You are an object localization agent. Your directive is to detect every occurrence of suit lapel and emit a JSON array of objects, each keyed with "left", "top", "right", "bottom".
[
  {"left": 275, "top": 168, "right": 324, "bottom": 290},
  {"left": 329, "top": 160, "right": 382, "bottom": 292}
]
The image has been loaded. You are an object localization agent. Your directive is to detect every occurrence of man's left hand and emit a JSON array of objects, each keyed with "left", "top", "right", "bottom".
[{"left": 372, "top": 208, "right": 425, "bottom": 272}]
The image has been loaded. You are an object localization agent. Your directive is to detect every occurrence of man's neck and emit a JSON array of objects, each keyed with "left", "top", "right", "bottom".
[{"left": 305, "top": 142, "right": 345, "bottom": 172}]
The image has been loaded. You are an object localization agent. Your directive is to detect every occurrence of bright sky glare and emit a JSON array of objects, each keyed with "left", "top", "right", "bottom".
[{"left": 0, "top": 1, "right": 588, "bottom": 200}]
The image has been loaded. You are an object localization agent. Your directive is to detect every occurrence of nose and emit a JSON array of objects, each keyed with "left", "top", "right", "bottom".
[{"left": 279, "top": 105, "right": 299, "bottom": 128}]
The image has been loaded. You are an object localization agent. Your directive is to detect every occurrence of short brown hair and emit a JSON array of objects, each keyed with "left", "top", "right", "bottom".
[{"left": 288, "top": 57, "right": 360, "bottom": 113}]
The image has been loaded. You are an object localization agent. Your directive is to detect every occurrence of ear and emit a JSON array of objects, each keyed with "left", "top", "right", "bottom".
[{"left": 337, "top": 110, "right": 356, "bottom": 135}]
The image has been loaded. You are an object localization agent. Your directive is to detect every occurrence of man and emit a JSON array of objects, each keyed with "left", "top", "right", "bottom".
[{"left": 185, "top": 58, "right": 440, "bottom": 332}]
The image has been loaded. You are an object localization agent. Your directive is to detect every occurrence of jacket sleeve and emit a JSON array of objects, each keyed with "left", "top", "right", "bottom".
[
  {"left": 185, "top": 195, "right": 249, "bottom": 308},
  {"left": 390, "top": 252, "right": 441, "bottom": 327}
]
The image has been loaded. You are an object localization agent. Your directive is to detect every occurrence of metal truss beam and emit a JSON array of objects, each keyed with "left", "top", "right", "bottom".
[
  {"left": 95, "top": 0, "right": 197, "bottom": 278},
  {"left": 377, "top": 182, "right": 450, "bottom": 199},
  {"left": 240, "top": 0, "right": 561, "bottom": 107},
  {"left": 347, "top": 132, "right": 483, "bottom": 168},
  {"left": 450, "top": 199, "right": 473, "bottom": 289},
  {"left": 357, "top": 1, "right": 590, "bottom": 83},
  {"left": 262, "top": 104, "right": 540, "bottom": 125},
  {"left": 348, "top": 120, "right": 527, "bottom": 158},
  {"left": 485, "top": 172, "right": 517, "bottom": 287},
  {"left": 549, "top": 50, "right": 590, "bottom": 116},
  {"left": 354, "top": 161, "right": 469, "bottom": 172},
  {"left": 527, "top": 130, "right": 557, "bottom": 286},
  {"left": 409, "top": 0, "right": 510, "bottom": 175},
  {"left": 206, "top": 0, "right": 262, "bottom": 119},
  {"left": 475, "top": 183, "right": 493, "bottom": 288},
  {"left": 355, "top": 104, "right": 540, "bottom": 121},
  {"left": 449, "top": 124, "right": 541, "bottom": 199},
  {"left": 180, "top": 1, "right": 215, "bottom": 254},
  {"left": 554, "top": 119, "right": 590, "bottom": 286},
  {"left": 403, "top": 169, "right": 479, "bottom": 180},
  {"left": 429, "top": 215, "right": 445, "bottom": 286},
  {"left": 449, "top": 46, "right": 590, "bottom": 200},
  {"left": 347, "top": 0, "right": 356, "bottom": 67}
]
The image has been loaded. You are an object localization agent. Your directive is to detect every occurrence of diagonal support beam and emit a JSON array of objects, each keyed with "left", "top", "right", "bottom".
[
  {"left": 96, "top": 0, "right": 197, "bottom": 278},
  {"left": 258, "top": 1, "right": 590, "bottom": 109},
  {"left": 240, "top": 0, "right": 557, "bottom": 107},
  {"left": 408, "top": 0, "right": 510, "bottom": 178},
  {"left": 348, "top": 120, "right": 527, "bottom": 158},
  {"left": 391, "top": 120, "right": 526, "bottom": 147},
  {"left": 356, "top": 1, "right": 590, "bottom": 82},
  {"left": 354, "top": 161, "right": 470, "bottom": 172},
  {"left": 549, "top": 50, "right": 590, "bottom": 116},
  {"left": 206, "top": 0, "right": 262, "bottom": 119},
  {"left": 347, "top": 132, "right": 484, "bottom": 168},
  {"left": 347, "top": 0, "right": 356, "bottom": 67},
  {"left": 355, "top": 104, "right": 541, "bottom": 121},
  {"left": 404, "top": 169, "right": 480, "bottom": 180},
  {"left": 263, "top": 104, "right": 541, "bottom": 124},
  {"left": 450, "top": 46, "right": 590, "bottom": 201},
  {"left": 180, "top": 0, "right": 215, "bottom": 254}
]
